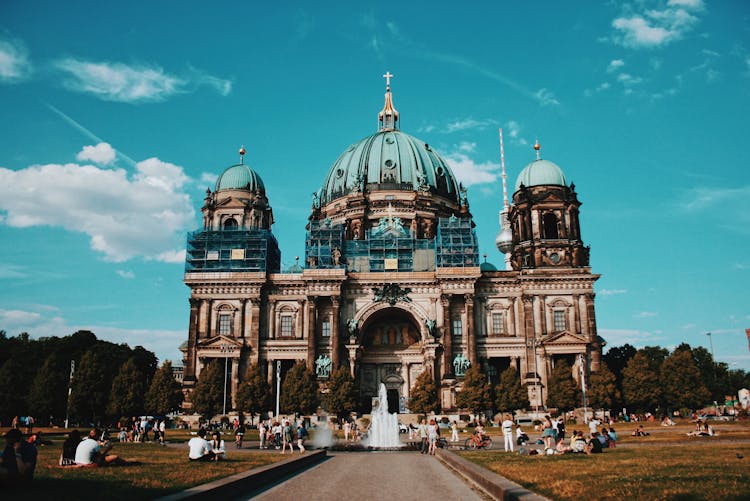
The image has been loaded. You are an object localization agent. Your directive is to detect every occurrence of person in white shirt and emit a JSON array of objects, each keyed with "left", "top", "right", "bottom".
[
  {"left": 188, "top": 429, "right": 214, "bottom": 461},
  {"left": 501, "top": 414, "right": 515, "bottom": 452},
  {"left": 159, "top": 420, "right": 166, "bottom": 445},
  {"left": 589, "top": 418, "right": 601, "bottom": 435},
  {"left": 210, "top": 431, "right": 226, "bottom": 461},
  {"left": 450, "top": 421, "right": 459, "bottom": 442},
  {"left": 74, "top": 428, "right": 125, "bottom": 466}
]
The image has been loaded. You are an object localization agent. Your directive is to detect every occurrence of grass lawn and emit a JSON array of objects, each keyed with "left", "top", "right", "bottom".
[
  {"left": 7, "top": 436, "right": 286, "bottom": 501},
  {"left": 458, "top": 420, "right": 750, "bottom": 501}
]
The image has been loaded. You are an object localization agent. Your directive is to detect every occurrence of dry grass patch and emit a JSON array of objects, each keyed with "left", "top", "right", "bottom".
[{"left": 11, "top": 438, "right": 285, "bottom": 501}]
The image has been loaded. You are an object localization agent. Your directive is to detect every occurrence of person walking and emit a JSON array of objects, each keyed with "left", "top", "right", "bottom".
[
  {"left": 501, "top": 414, "right": 514, "bottom": 452},
  {"left": 427, "top": 419, "right": 439, "bottom": 455},
  {"left": 418, "top": 419, "right": 429, "bottom": 454},
  {"left": 296, "top": 422, "right": 308, "bottom": 453}
]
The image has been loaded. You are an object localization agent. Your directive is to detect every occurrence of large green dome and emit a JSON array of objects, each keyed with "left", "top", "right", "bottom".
[
  {"left": 318, "top": 130, "right": 461, "bottom": 204},
  {"left": 514, "top": 159, "right": 566, "bottom": 192},
  {"left": 215, "top": 163, "right": 266, "bottom": 193}
]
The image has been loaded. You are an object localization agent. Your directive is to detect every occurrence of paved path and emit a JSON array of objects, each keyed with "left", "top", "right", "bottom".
[{"left": 246, "top": 451, "right": 485, "bottom": 501}]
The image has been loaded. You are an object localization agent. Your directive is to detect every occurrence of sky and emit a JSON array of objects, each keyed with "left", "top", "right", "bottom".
[{"left": 0, "top": 1, "right": 748, "bottom": 371}]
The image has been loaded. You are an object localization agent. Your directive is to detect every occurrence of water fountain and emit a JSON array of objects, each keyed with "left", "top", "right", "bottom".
[{"left": 366, "top": 383, "right": 402, "bottom": 448}]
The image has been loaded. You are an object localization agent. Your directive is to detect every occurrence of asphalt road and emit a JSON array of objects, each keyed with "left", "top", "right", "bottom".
[{"left": 247, "top": 451, "right": 485, "bottom": 501}]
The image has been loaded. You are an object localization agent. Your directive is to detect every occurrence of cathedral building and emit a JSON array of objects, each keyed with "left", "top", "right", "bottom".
[{"left": 180, "top": 75, "right": 601, "bottom": 413}]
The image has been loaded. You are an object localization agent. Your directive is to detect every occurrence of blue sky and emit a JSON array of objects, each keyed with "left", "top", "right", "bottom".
[{"left": 1, "top": 1, "right": 748, "bottom": 370}]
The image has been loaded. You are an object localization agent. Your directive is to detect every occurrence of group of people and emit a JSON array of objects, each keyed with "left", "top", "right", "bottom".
[
  {"left": 256, "top": 419, "right": 308, "bottom": 454},
  {"left": 0, "top": 429, "right": 37, "bottom": 485},
  {"left": 187, "top": 429, "right": 227, "bottom": 461},
  {"left": 59, "top": 428, "right": 132, "bottom": 467},
  {"left": 119, "top": 417, "right": 167, "bottom": 444}
]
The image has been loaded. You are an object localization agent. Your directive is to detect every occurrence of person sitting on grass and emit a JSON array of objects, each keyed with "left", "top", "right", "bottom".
[
  {"left": 571, "top": 431, "right": 587, "bottom": 453},
  {"left": 585, "top": 432, "right": 603, "bottom": 454},
  {"left": 631, "top": 424, "right": 649, "bottom": 437},
  {"left": 210, "top": 431, "right": 226, "bottom": 461},
  {"left": 188, "top": 428, "right": 215, "bottom": 462},
  {"left": 74, "top": 429, "right": 128, "bottom": 467},
  {"left": 687, "top": 420, "right": 715, "bottom": 437},
  {"left": 59, "top": 430, "right": 81, "bottom": 466},
  {"left": 0, "top": 428, "right": 37, "bottom": 484}
]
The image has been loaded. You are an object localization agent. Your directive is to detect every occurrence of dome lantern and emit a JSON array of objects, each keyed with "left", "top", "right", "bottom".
[{"left": 378, "top": 71, "right": 399, "bottom": 131}]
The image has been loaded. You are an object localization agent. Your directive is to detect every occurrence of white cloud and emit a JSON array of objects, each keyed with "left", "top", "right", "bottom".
[
  {"left": 505, "top": 121, "right": 527, "bottom": 146},
  {"left": 599, "top": 328, "right": 662, "bottom": 346},
  {"left": 0, "top": 307, "right": 184, "bottom": 365},
  {"left": 200, "top": 172, "right": 218, "bottom": 185},
  {"left": 599, "top": 289, "right": 627, "bottom": 296},
  {"left": 444, "top": 151, "right": 499, "bottom": 187},
  {"left": 445, "top": 118, "right": 495, "bottom": 133},
  {"left": 634, "top": 311, "right": 658, "bottom": 318},
  {"left": 0, "top": 37, "right": 32, "bottom": 83},
  {"left": 0, "top": 264, "right": 27, "bottom": 279},
  {"left": 612, "top": 2, "right": 702, "bottom": 49},
  {"left": 458, "top": 141, "right": 476, "bottom": 153},
  {"left": 53, "top": 58, "right": 232, "bottom": 103},
  {"left": 0, "top": 156, "right": 194, "bottom": 262},
  {"left": 617, "top": 73, "right": 643, "bottom": 86},
  {"left": 116, "top": 270, "right": 135, "bottom": 279},
  {"left": 76, "top": 142, "right": 116, "bottom": 165},
  {"left": 607, "top": 59, "right": 625, "bottom": 73}
]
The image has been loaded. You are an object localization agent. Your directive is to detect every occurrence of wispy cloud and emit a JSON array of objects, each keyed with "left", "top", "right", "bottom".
[
  {"left": 200, "top": 172, "right": 218, "bottom": 186},
  {"left": 446, "top": 118, "right": 496, "bottom": 133},
  {"left": 0, "top": 37, "right": 32, "bottom": 83},
  {"left": 607, "top": 59, "right": 625, "bottom": 73},
  {"left": 599, "top": 328, "right": 663, "bottom": 346},
  {"left": 53, "top": 58, "right": 232, "bottom": 103},
  {"left": 611, "top": 1, "right": 704, "bottom": 49},
  {"left": 677, "top": 185, "right": 750, "bottom": 234},
  {"left": 599, "top": 289, "right": 627, "bottom": 296},
  {"left": 505, "top": 121, "right": 528, "bottom": 146},
  {"left": 116, "top": 269, "right": 135, "bottom": 279},
  {"left": 634, "top": 311, "right": 658, "bottom": 318}
]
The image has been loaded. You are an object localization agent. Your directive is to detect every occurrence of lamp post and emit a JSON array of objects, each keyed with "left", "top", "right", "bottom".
[
  {"left": 220, "top": 344, "right": 231, "bottom": 416},
  {"left": 64, "top": 360, "right": 75, "bottom": 429},
  {"left": 275, "top": 360, "right": 281, "bottom": 418},
  {"left": 580, "top": 353, "right": 589, "bottom": 424}
]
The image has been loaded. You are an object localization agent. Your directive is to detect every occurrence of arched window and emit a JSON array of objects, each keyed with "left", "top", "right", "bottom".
[
  {"left": 223, "top": 218, "right": 238, "bottom": 230},
  {"left": 542, "top": 213, "right": 559, "bottom": 239}
]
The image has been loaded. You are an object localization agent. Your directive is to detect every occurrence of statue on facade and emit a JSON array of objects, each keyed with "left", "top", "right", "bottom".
[
  {"left": 424, "top": 318, "right": 438, "bottom": 338},
  {"left": 331, "top": 247, "right": 342, "bottom": 266},
  {"left": 346, "top": 318, "right": 359, "bottom": 342},
  {"left": 315, "top": 355, "right": 332, "bottom": 378},
  {"left": 453, "top": 353, "right": 470, "bottom": 376}
]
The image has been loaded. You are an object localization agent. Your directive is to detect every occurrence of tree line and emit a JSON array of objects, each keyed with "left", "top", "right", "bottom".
[
  {"left": 206, "top": 342, "right": 750, "bottom": 420},
  {"left": 0, "top": 330, "right": 183, "bottom": 426}
]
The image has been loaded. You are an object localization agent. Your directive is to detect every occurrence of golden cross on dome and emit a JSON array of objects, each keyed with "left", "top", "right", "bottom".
[{"left": 383, "top": 71, "right": 394, "bottom": 88}]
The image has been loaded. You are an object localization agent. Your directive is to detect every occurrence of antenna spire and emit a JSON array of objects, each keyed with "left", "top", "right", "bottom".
[{"left": 499, "top": 128, "right": 509, "bottom": 210}]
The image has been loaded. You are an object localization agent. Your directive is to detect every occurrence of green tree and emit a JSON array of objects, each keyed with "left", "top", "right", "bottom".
[
  {"left": 494, "top": 367, "right": 528, "bottom": 413},
  {"left": 28, "top": 352, "right": 69, "bottom": 421},
  {"left": 280, "top": 362, "right": 319, "bottom": 415},
  {"left": 0, "top": 358, "right": 28, "bottom": 422},
  {"left": 661, "top": 349, "right": 711, "bottom": 411},
  {"left": 408, "top": 370, "right": 440, "bottom": 415},
  {"left": 107, "top": 357, "right": 147, "bottom": 417},
  {"left": 455, "top": 366, "right": 490, "bottom": 415},
  {"left": 622, "top": 351, "right": 662, "bottom": 412},
  {"left": 587, "top": 364, "right": 620, "bottom": 411},
  {"left": 546, "top": 360, "right": 577, "bottom": 412},
  {"left": 69, "top": 350, "right": 110, "bottom": 423},
  {"left": 191, "top": 361, "right": 225, "bottom": 419},
  {"left": 322, "top": 366, "right": 358, "bottom": 418},
  {"left": 145, "top": 361, "right": 184, "bottom": 416},
  {"left": 235, "top": 363, "right": 271, "bottom": 420}
]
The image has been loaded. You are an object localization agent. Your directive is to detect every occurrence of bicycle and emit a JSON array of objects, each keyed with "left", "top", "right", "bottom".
[{"left": 464, "top": 434, "right": 493, "bottom": 450}]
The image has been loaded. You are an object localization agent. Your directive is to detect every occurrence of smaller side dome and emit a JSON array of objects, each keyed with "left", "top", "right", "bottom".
[
  {"left": 480, "top": 260, "right": 498, "bottom": 272},
  {"left": 215, "top": 164, "right": 266, "bottom": 193},
  {"left": 514, "top": 159, "right": 566, "bottom": 192}
]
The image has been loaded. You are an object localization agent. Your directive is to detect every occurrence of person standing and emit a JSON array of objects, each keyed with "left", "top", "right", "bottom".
[
  {"left": 343, "top": 420, "right": 351, "bottom": 442},
  {"left": 296, "top": 422, "right": 308, "bottom": 453},
  {"left": 450, "top": 421, "right": 459, "bottom": 442},
  {"left": 501, "top": 414, "right": 514, "bottom": 452},
  {"left": 418, "top": 419, "right": 429, "bottom": 454},
  {"left": 258, "top": 421, "right": 267, "bottom": 449},
  {"left": 159, "top": 420, "right": 166, "bottom": 445},
  {"left": 281, "top": 420, "right": 294, "bottom": 454}
]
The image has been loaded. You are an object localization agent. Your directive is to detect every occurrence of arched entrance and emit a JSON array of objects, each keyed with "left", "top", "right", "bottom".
[{"left": 356, "top": 307, "right": 422, "bottom": 413}]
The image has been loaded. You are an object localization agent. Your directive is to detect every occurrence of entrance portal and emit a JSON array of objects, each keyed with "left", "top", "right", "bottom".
[{"left": 386, "top": 389, "right": 399, "bottom": 414}]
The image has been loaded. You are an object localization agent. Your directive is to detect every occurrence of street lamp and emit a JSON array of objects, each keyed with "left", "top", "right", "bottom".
[{"left": 220, "top": 344, "right": 231, "bottom": 416}]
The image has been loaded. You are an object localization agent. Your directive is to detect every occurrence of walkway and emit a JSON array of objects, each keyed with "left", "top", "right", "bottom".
[{"left": 246, "top": 451, "right": 485, "bottom": 501}]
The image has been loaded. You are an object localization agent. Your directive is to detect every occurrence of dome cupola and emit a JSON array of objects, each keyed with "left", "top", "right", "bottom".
[
  {"left": 514, "top": 140, "right": 566, "bottom": 192},
  {"left": 215, "top": 147, "right": 266, "bottom": 193}
]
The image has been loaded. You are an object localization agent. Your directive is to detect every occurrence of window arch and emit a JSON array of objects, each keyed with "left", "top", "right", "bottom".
[
  {"left": 223, "top": 217, "right": 238, "bottom": 230},
  {"left": 542, "top": 213, "right": 559, "bottom": 239}
]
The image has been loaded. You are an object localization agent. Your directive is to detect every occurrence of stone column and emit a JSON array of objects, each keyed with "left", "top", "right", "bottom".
[
  {"left": 306, "top": 298, "right": 317, "bottom": 369},
  {"left": 440, "top": 295, "right": 452, "bottom": 378},
  {"left": 267, "top": 359, "right": 274, "bottom": 385},
  {"left": 296, "top": 300, "right": 304, "bottom": 340},
  {"left": 522, "top": 295, "right": 535, "bottom": 369},
  {"left": 585, "top": 293, "right": 600, "bottom": 370},
  {"left": 465, "top": 296, "right": 476, "bottom": 366},
  {"left": 184, "top": 298, "right": 200, "bottom": 381},
  {"left": 572, "top": 293, "right": 581, "bottom": 334},
  {"left": 233, "top": 304, "right": 242, "bottom": 338},
  {"left": 331, "top": 296, "right": 340, "bottom": 370},
  {"left": 268, "top": 300, "right": 277, "bottom": 339},
  {"left": 249, "top": 298, "right": 261, "bottom": 366},
  {"left": 198, "top": 299, "right": 210, "bottom": 338}
]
